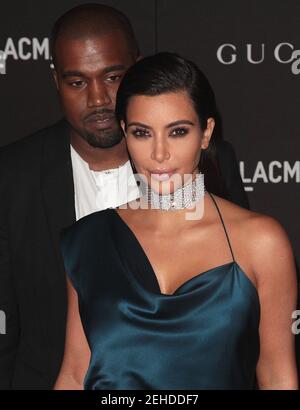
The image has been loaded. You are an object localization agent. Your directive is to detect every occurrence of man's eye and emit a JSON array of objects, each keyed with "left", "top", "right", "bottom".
[
  {"left": 131, "top": 128, "right": 150, "bottom": 138},
  {"left": 107, "top": 75, "right": 122, "bottom": 83},
  {"left": 69, "top": 80, "right": 85, "bottom": 88},
  {"left": 170, "top": 127, "right": 189, "bottom": 137}
]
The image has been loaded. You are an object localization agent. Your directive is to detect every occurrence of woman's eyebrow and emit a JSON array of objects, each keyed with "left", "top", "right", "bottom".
[
  {"left": 127, "top": 122, "right": 152, "bottom": 129},
  {"left": 127, "top": 120, "right": 195, "bottom": 129},
  {"left": 166, "top": 120, "right": 195, "bottom": 128}
]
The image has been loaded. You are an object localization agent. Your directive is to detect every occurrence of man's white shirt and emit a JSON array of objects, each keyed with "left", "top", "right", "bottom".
[{"left": 70, "top": 144, "right": 141, "bottom": 220}]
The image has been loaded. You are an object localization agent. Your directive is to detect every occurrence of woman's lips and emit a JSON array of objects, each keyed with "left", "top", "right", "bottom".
[{"left": 149, "top": 170, "right": 176, "bottom": 181}]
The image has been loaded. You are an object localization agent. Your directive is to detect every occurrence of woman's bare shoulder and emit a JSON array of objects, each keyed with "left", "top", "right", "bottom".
[
  {"left": 211, "top": 194, "right": 296, "bottom": 288},
  {"left": 210, "top": 194, "right": 292, "bottom": 254},
  {"left": 209, "top": 193, "right": 260, "bottom": 223},
  {"left": 212, "top": 194, "right": 281, "bottom": 225}
]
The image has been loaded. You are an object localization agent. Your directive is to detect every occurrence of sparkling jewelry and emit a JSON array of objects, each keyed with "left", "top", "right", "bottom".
[{"left": 145, "top": 173, "right": 205, "bottom": 210}]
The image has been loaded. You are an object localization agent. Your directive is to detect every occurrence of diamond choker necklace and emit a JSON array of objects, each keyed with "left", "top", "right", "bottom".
[{"left": 145, "top": 173, "right": 205, "bottom": 210}]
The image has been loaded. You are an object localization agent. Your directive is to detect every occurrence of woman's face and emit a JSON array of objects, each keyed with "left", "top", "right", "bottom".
[{"left": 121, "top": 91, "right": 215, "bottom": 194}]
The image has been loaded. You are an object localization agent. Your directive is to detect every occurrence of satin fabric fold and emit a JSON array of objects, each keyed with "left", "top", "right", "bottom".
[{"left": 60, "top": 207, "right": 260, "bottom": 390}]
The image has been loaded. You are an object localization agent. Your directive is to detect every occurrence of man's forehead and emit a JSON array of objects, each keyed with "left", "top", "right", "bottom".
[
  {"left": 56, "top": 30, "right": 129, "bottom": 52},
  {"left": 55, "top": 34, "right": 132, "bottom": 72}
]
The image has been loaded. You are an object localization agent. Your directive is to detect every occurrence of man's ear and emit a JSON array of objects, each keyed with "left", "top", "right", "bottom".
[
  {"left": 51, "top": 68, "right": 59, "bottom": 91},
  {"left": 136, "top": 54, "right": 144, "bottom": 62},
  {"left": 201, "top": 117, "right": 215, "bottom": 150},
  {"left": 120, "top": 120, "right": 127, "bottom": 134}
]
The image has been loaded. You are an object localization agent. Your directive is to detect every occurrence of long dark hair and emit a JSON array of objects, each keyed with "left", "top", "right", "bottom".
[{"left": 115, "top": 52, "right": 227, "bottom": 197}]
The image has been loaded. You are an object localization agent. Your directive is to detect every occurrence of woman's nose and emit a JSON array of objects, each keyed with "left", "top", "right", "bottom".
[{"left": 151, "top": 139, "right": 170, "bottom": 163}]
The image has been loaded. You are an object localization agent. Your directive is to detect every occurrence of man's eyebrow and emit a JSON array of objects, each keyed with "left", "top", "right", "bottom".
[
  {"left": 102, "top": 64, "right": 127, "bottom": 74},
  {"left": 62, "top": 71, "right": 83, "bottom": 78},
  {"left": 61, "top": 65, "right": 127, "bottom": 79}
]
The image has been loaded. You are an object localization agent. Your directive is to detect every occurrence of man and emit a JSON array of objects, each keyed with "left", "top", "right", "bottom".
[{"left": 0, "top": 3, "right": 249, "bottom": 390}]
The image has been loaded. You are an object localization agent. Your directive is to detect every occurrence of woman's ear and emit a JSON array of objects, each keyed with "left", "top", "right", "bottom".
[{"left": 201, "top": 117, "right": 215, "bottom": 150}]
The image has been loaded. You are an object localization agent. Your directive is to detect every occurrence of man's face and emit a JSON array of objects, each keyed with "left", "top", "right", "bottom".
[{"left": 53, "top": 31, "right": 136, "bottom": 148}]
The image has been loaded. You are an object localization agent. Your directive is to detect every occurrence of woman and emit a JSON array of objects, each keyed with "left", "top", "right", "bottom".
[{"left": 54, "top": 53, "right": 298, "bottom": 389}]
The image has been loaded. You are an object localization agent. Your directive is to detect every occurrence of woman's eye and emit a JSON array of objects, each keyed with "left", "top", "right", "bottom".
[
  {"left": 131, "top": 128, "right": 150, "bottom": 138},
  {"left": 170, "top": 127, "right": 189, "bottom": 137}
]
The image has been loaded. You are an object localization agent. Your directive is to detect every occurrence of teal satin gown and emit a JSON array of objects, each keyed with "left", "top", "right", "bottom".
[{"left": 60, "top": 192, "right": 260, "bottom": 390}]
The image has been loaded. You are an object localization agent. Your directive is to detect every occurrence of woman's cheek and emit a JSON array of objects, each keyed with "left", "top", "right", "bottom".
[{"left": 128, "top": 143, "right": 148, "bottom": 168}]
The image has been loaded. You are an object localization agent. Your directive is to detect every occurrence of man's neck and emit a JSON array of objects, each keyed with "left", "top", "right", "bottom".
[{"left": 70, "top": 132, "right": 129, "bottom": 172}]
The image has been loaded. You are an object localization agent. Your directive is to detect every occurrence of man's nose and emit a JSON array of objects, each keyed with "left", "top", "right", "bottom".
[
  {"left": 151, "top": 138, "right": 170, "bottom": 163},
  {"left": 87, "top": 80, "right": 111, "bottom": 108}
]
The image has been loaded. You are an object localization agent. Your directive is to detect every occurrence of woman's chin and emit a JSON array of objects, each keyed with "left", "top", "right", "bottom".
[{"left": 148, "top": 180, "right": 179, "bottom": 195}]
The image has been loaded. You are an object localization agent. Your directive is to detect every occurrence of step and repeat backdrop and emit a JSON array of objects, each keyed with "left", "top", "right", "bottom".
[{"left": 0, "top": 0, "right": 299, "bottom": 351}]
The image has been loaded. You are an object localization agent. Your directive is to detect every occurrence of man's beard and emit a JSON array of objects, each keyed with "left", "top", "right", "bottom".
[
  {"left": 81, "top": 108, "right": 124, "bottom": 148},
  {"left": 83, "top": 125, "right": 124, "bottom": 148}
]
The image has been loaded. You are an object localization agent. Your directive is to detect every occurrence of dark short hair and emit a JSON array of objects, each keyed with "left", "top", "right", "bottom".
[
  {"left": 50, "top": 3, "right": 139, "bottom": 67},
  {"left": 115, "top": 52, "right": 227, "bottom": 197}
]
